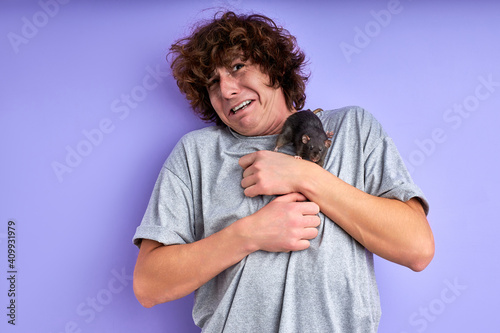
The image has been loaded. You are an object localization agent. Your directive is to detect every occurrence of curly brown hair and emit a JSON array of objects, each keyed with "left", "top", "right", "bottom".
[{"left": 168, "top": 11, "right": 309, "bottom": 125}]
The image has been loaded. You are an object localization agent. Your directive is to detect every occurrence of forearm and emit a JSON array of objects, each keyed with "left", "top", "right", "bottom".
[
  {"left": 133, "top": 221, "right": 254, "bottom": 308},
  {"left": 133, "top": 192, "right": 320, "bottom": 307},
  {"left": 298, "top": 162, "right": 434, "bottom": 271}
]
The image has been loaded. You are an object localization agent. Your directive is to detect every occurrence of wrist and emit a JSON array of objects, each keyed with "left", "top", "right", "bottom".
[
  {"left": 231, "top": 216, "right": 260, "bottom": 255},
  {"left": 295, "top": 159, "right": 321, "bottom": 197}
]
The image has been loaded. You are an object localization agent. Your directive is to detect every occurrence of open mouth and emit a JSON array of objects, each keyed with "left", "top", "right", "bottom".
[{"left": 231, "top": 100, "right": 252, "bottom": 114}]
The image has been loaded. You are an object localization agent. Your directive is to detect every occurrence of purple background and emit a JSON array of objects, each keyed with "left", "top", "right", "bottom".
[{"left": 1, "top": 1, "right": 499, "bottom": 332}]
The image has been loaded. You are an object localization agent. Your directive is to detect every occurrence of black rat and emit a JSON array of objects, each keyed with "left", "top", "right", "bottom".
[{"left": 274, "top": 109, "right": 333, "bottom": 167}]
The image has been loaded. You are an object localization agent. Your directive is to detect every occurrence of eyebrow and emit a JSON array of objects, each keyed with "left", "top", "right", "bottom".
[{"left": 206, "top": 56, "right": 249, "bottom": 84}]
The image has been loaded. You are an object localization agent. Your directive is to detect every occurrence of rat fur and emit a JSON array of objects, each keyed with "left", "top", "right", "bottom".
[{"left": 274, "top": 109, "right": 333, "bottom": 167}]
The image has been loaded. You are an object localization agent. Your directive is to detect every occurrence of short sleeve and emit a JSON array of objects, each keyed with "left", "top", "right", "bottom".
[
  {"left": 132, "top": 146, "right": 196, "bottom": 247},
  {"left": 362, "top": 114, "right": 429, "bottom": 215}
]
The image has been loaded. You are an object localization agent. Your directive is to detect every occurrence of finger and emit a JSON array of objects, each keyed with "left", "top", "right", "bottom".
[
  {"left": 301, "top": 202, "right": 320, "bottom": 216},
  {"left": 238, "top": 152, "right": 257, "bottom": 169},
  {"left": 300, "top": 226, "right": 319, "bottom": 240},
  {"left": 241, "top": 174, "right": 256, "bottom": 189},
  {"left": 291, "top": 239, "right": 311, "bottom": 251},
  {"left": 272, "top": 192, "right": 307, "bottom": 203},
  {"left": 244, "top": 182, "right": 275, "bottom": 198},
  {"left": 241, "top": 164, "right": 255, "bottom": 179},
  {"left": 302, "top": 215, "right": 321, "bottom": 228},
  {"left": 243, "top": 185, "right": 258, "bottom": 198}
]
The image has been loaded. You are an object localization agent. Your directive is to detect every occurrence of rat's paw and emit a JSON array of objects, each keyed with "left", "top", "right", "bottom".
[{"left": 294, "top": 156, "right": 302, "bottom": 160}]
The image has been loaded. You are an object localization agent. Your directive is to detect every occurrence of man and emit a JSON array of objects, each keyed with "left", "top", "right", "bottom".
[{"left": 133, "top": 11, "right": 434, "bottom": 332}]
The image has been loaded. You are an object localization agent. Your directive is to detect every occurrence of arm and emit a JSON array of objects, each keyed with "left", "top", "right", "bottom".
[
  {"left": 239, "top": 151, "right": 435, "bottom": 272},
  {"left": 133, "top": 193, "right": 320, "bottom": 307}
]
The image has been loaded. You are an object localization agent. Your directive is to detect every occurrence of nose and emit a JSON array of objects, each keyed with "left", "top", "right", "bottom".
[{"left": 219, "top": 73, "right": 240, "bottom": 99}]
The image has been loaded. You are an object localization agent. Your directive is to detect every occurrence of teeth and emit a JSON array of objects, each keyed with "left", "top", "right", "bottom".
[{"left": 232, "top": 100, "right": 251, "bottom": 113}]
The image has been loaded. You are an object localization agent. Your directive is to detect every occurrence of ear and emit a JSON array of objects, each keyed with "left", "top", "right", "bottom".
[
  {"left": 302, "top": 135, "right": 310, "bottom": 144},
  {"left": 324, "top": 139, "right": 332, "bottom": 148}
]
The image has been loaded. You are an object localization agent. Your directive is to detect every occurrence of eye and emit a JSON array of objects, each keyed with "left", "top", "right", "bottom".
[
  {"left": 207, "top": 77, "right": 219, "bottom": 90},
  {"left": 232, "top": 63, "right": 245, "bottom": 71}
]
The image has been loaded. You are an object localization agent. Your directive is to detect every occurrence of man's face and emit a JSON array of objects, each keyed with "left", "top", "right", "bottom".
[{"left": 207, "top": 58, "right": 292, "bottom": 136}]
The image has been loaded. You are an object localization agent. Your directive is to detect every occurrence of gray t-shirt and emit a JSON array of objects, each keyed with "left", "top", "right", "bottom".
[{"left": 133, "top": 106, "right": 429, "bottom": 332}]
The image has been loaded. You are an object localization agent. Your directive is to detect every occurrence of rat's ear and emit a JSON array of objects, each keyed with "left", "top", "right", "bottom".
[
  {"left": 324, "top": 139, "right": 332, "bottom": 148},
  {"left": 302, "top": 135, "right": 310, "bottom": 144}
]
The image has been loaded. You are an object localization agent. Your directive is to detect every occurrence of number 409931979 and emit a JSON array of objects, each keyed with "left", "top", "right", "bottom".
[{"left": 7, "top": 221, "right": 16, "bottom": 270}]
